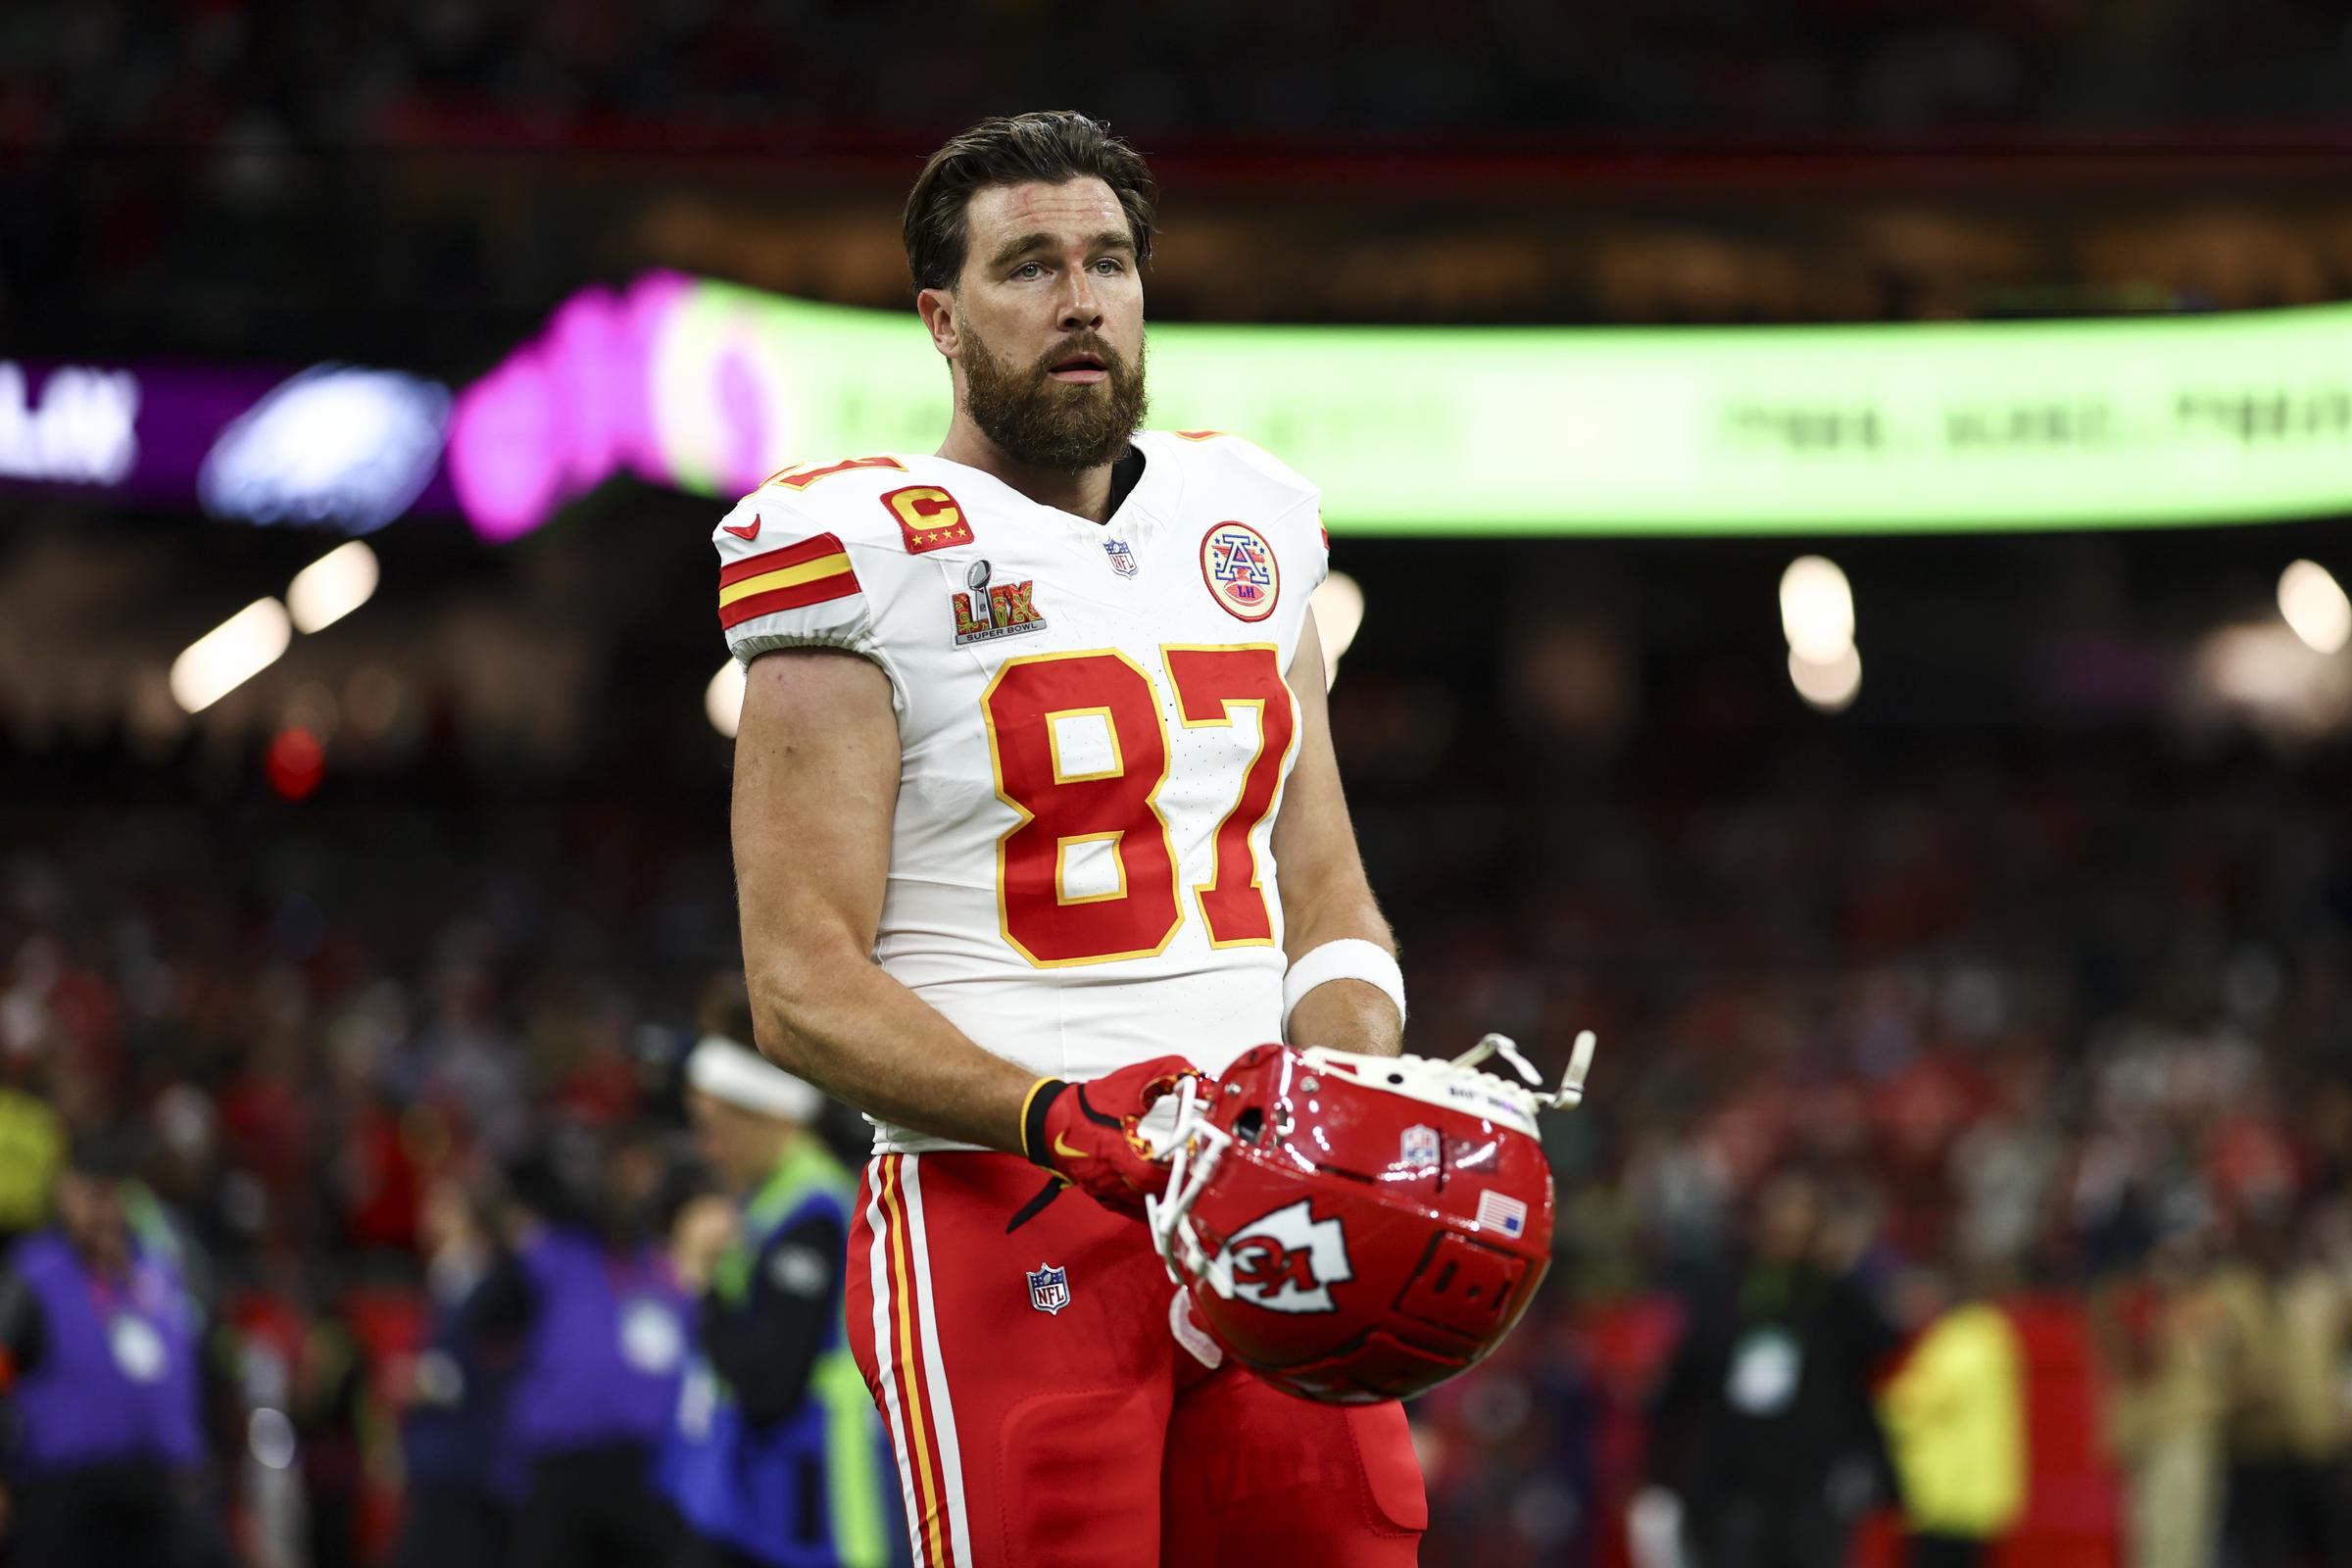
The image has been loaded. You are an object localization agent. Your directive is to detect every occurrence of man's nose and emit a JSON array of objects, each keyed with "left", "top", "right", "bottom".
[{"left": 1059, "top": 268, "right": 1103, "bottom": 333}]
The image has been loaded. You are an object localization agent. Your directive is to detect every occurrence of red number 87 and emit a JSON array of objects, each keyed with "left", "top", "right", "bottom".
[{"left": 979, "top": 646, "right": 1297, "bottom": 967}]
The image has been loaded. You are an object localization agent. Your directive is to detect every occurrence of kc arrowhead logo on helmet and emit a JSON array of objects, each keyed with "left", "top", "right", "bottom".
[{"left": 1218, "top": 1200, "right": 1353, "bottom": 1313}]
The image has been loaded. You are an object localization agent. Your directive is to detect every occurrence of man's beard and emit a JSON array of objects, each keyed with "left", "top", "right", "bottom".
[{"left": 959, "top": 326, "right": 1149, "bottom": 472}]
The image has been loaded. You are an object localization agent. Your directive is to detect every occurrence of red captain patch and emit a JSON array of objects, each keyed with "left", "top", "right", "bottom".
[
  {"left": 1200, "top": 521, "right": 1280, "bottom": 623},
  {"left": 880, "top": 485, "right": 974, "bottom": 554}
]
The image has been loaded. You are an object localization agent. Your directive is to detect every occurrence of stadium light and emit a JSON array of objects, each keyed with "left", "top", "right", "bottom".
[
  {"left": 170, "top": 599, "right": 291, "bottom": 713},
  {"left": 1779, "top": 556, "right": 1855, "bottom": 663},
  {"left": 2277, "top": 560, "right": 2351, "bottom": 655},
  {"left": 707, "top": 660, "right": 747, "bottom": 738},
  {"left": 1312, "top": 571, "right": 1366, "bottom": 689},
  {"left": 286, "top": 541, "right": 379, "bottom": 634},
  {"left": 1788, "top": 646, "right": 1862, "bottom": 711}
]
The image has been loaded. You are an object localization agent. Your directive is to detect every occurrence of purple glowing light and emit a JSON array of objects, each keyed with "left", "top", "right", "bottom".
[{"left": 447, "top": 271, "right": 692, "bottom": 544}]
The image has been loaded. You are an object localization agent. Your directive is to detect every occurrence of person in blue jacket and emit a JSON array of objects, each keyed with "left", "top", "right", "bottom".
[
  {"left": 0, "top": 1134, "right": 231, "bottom": 1568},
  {"left": 391, "top": 1176, "right": 523, "bottom": 1568},
  {"left": 660, "top": 1029, "right": 898, "bottom": 1568},
  {"left": 471, "top": 1121, "right": 693, "bottom": 1568}
]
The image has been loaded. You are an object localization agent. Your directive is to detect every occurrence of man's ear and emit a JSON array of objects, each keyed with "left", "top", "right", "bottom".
[{"left": 917, "top": 286, "right": 959, "bottom": 360}]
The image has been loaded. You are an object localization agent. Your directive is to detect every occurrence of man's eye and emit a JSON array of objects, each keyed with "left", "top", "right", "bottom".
[
  {"left": 1012, "top": 262, "right": 1045, "bottom": 280},
  {"left": 1094, "top": 258, "right": 1126, "bottom": 274}
]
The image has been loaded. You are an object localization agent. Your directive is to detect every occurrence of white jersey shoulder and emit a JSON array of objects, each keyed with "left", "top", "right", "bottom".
[
  {"left": 1146, "top": 429, "right": 1329, "bottom": 595},
  {"left": 711, "top": 454, "right": 963, "bottom": 667},
  {"left": 1153, "top": 428, "right": 1317, "bottom": 514}
]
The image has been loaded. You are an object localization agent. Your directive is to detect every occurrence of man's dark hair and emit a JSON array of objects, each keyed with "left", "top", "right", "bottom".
[{"left": 903, "top": 112, "right": 1157, "bottom": 296}]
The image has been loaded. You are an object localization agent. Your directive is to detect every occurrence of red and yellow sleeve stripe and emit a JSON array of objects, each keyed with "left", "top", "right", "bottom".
[{"left": 717, "top": 533, "right": 858, "bottom": 630}]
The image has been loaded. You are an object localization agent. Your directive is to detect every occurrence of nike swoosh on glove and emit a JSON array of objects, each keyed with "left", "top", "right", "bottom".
[{"left": 1020, "top": 1055, "right": 1200, "bottom": 1217}]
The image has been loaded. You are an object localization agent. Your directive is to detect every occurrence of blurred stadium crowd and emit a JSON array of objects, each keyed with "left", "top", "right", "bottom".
[
  {"left": 10, "top": 0, "right": 2352, "bottom": 140},
  {"left": 12, "top": 0, "right": 2352, "bottom": 359},
  {"left": 6, "top": 698, "right": 2351, "bottom": 1563}
]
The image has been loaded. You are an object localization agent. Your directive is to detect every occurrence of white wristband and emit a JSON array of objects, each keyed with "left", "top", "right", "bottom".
[{"left": 1281, "top": 939, "right": 1406, "bottom": 1033}]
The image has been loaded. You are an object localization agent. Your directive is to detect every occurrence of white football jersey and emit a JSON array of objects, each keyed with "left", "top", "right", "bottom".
[{"left": 713, "top": 429, "right": 1329, "bottom": 1153}]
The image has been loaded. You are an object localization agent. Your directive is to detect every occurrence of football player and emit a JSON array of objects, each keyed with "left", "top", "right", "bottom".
[{"left": 722, "top": 111, "right": 1420, "bottom": 1566}]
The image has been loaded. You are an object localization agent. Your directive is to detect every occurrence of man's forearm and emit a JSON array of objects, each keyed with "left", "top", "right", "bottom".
[
  {"left": 1288, "top": 977, "right": 1403, "bottom": 1057},
  {"left": 749, "top": 952, "right": 1038, "bottom": 1152},
  {"left": 1270, "top": 614, "right": 1401, "bottom": 1058},
  {"left": 1282, "top": 887, "right": 1403, "bottom": 1058}
]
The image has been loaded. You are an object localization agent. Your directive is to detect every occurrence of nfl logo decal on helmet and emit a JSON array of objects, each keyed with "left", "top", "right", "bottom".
[
  {"left": 1147, "top": 1031, "right": 1595, "bottom": 1404},
  {"left": 1200, "top": 521, "right": 1279, "bottom": 621},
  {"left": 1026, "top": 1262, "right": 1071, "bottom": 1315}
]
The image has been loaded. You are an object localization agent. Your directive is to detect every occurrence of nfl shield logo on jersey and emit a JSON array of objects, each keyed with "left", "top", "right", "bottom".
[
  {"left": 1026, "top": 1262, "right": 1071, "bottom": 1315},
  {"left": 1103, "top": 536, "right": 1139, "bottom": 577}
]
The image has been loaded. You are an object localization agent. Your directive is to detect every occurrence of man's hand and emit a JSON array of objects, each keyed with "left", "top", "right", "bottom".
[
  {"left": 1021, "top": 1056, "right": 1200, "bottom": 1216},
  {"left": 671, "top": 1195, "right": 742, "bottom": 1295}
]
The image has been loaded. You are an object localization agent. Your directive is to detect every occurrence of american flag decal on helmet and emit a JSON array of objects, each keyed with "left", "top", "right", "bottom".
[{"left": 1476, "top": 1189, "right": 1529, "bottom": 1239}]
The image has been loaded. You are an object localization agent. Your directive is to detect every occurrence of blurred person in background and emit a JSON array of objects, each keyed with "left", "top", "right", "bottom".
[
  {"left": 290, "top": 1283, "right": 369, "bottom": 1568},
  {"left": 390, "top": 1174, "right": 520, "bottom": 1568},
  {"left": 0, "top": 1132, "right": 233, "bottom": 1567},
  {"left": 2213, "top": 1205, "right": 2352, "bottom": 1567},
  {"left": 659, "top": 1015, "right": 896, "bottom": 1568},
  {"left": 0, "top": 1073, "right": 61, "bottom": 1248},
  {"left": 469, "top": 1120, "right": 693, "bottom": 1568},
  {"left": 1633, "top": 1168, "right": 1899, "bottom": 1568},
  {"left": 2100, "top": 1220, "right": 2239, "bottom": 1568},
  {"left": 1875, "top": 1258, "right": 2027, "bottom": 1568}
]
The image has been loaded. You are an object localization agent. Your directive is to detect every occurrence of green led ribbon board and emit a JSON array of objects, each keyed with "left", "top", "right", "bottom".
[{"left": 514, "top": 277, "right": 2352, "bottom": 536}]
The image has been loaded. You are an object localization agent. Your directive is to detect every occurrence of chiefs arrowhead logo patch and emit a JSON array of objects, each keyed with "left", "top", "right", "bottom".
[
  {"left": 1216, "top": 1200, "right": 1352, "bottom": 1314},
  {"left": 722, "top": 515, "right": 762, "bottom": 541}
]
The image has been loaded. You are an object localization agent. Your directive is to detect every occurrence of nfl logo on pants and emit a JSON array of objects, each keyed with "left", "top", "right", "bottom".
[{"left": 1027, "top": 1263, "right": 1070, "bottom": 1315}]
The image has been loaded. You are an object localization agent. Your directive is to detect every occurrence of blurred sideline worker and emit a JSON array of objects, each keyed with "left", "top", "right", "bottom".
[
  {"left": 0, "top": 1135, "right": 231, "bottom": 1568},
  {"left": 1875, "top": 1276, "right": 2026, "bottom": 1568},
  {"left": 390, "top": 1177, "right": 521, "bottom": 1568},
  {"left": 2213, "top": 1209, "right": 2352, "bottom": 1567},
  {"left": 721, "top": 111, "right": 1420, "bottom": 1566},
  {"left": 660, "top": 1029, "right": 897, "bottom": 1568},
  {"left": 0, "top": 1080, "right": 62, "bottom": 1243},
  {"left": 2101, "top": 1225, "right": 2235, "bottom": 1568},
  {"left": 1635, "top": 1171, "right": 1899, "bottom": 1568},
  {"left": 472, "top": 1123, "right": 692, "bottom": 1568}
]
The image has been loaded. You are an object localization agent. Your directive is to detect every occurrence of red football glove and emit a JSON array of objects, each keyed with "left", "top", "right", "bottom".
[{"left": 1020, "top": 1055, "right": 1200, "bottom": 1217}]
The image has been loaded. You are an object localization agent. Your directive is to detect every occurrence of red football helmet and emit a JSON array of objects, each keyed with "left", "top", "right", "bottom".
[{"left": 1146, "top": 1032, "right": 1594, "bottom": 1404}]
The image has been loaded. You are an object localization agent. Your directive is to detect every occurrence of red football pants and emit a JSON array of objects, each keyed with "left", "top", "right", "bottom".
[{"left": 846, "top": 1151, "right": 1427, "bottom": 1568}]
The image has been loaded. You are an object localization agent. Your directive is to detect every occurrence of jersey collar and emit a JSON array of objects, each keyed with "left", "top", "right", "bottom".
[{"left": 922, "top": 429, "right": 1182, "bottom": 539}]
